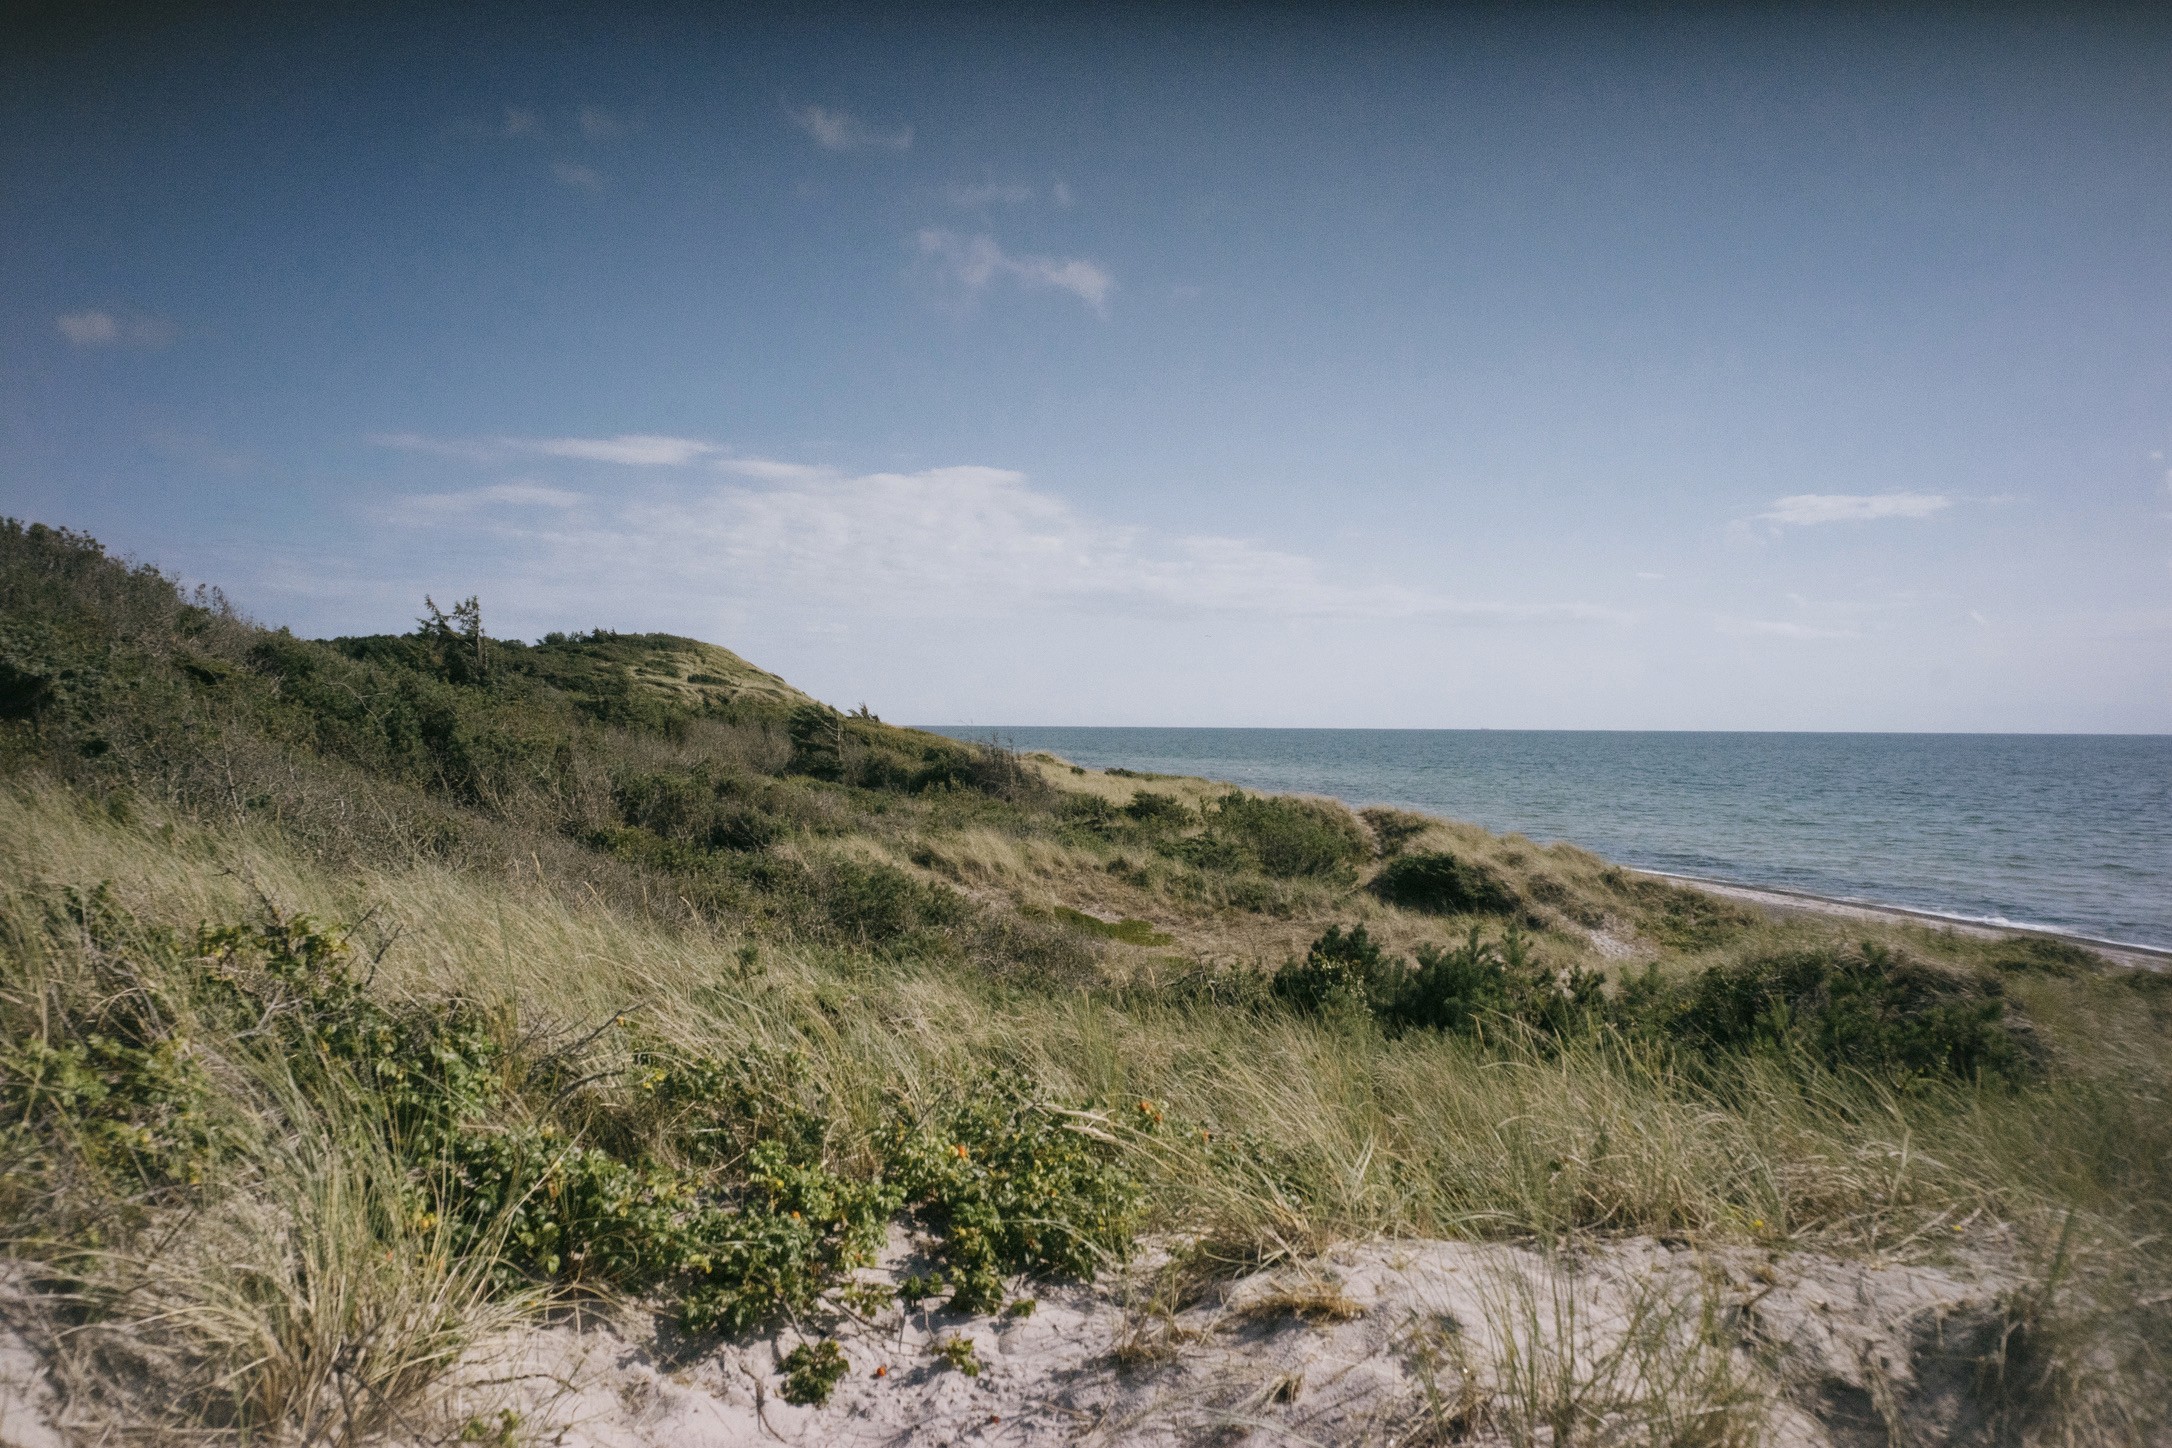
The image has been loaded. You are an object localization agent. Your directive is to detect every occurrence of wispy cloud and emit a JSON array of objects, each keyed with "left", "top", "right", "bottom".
[
  {"left": 915, "top": 230, "right": 1114, "bottom": 316},
  {"left": 577, "top": 106, "right": 623, "bottom": 138},
  {"left": 525, "top": 434, "right": 711, "bottom": 465},
  {"left": 372, "top": 433, "right": 714, "bottom": 467},
  {"left": 552, "top": 162, "right": 604, "bottom": 192},
  {"left": 791, "top": 104, "right": 911, "bottom": 152},
  {"left": 385, "top": 451, "right": 1621, "bottom": 627},
  {"left": 407, "top": 482, "right": 585, "bottom": 513},
  {"left": 1755, "top": 492, "right": 1952, "bottom": 527},
  {"left": 57, "top": 308, "right": 174, "bottom": 349}
]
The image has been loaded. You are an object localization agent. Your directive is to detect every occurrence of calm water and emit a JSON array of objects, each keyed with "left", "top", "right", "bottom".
[{"left": 920, "top": 728, "right": 2172, "bottom": 951}]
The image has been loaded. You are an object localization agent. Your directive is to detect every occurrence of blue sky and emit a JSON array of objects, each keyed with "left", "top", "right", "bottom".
[{"left": 4, "top": 3, "right": 2169, "bottom": 730}]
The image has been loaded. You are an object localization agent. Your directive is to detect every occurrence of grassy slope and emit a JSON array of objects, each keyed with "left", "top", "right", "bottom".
[{"left": 2, "top": 518, "right": 2167, "bottom": 1442}]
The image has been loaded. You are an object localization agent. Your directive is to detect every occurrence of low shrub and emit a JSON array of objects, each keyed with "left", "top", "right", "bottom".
[
  {"left": 1206, "top": 793, "right": 1369, "bottom": 880},
  {"left": 1368, "top": 851, "right": 1518, "bottom": 916},
  {"left": 780, "top": 1339, "right": 849, "bottom": 1406},
  {"left": 1658, "top": 942, "right": 2035, "bottom": 1083},
  {"left": 888, "top": 1075, "right": 1145, "bottom": 1314},
  {"left": 1271, "top": 925, "right": 1385, "bottom": 1017},
  {"left": 1123, "top": 792, "right": 1192, "bottom": 827}
]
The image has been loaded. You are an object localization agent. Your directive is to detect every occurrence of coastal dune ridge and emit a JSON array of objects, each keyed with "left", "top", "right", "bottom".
[
  {"left": 1, "top": 520, "right": 2168, "bottom": 1446},
  {"left": 927, "top": 725, "right": 2172, "bottom": 957}
]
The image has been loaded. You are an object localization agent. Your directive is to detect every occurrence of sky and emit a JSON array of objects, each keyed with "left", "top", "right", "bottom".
[{"left": 4, "top": 2, "right": 2170, "bottom": 732}]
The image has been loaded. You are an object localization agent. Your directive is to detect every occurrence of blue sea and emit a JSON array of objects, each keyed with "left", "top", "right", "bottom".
[{"left": 920, "top": 729, "right": 2172, "bottom": 951}]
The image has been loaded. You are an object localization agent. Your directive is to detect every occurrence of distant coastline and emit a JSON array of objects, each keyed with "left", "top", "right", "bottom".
[
  {"left": 1638, "top": 870, "right": 2172, "bottom": 972},
  {"left": 924, "top": 724, "right": 2172, "bottom": 953}
]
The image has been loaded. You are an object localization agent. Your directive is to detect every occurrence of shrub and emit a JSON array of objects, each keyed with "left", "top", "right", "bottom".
[
  {"left": 816, "top": 861, "right": 965, "bottom": 946},
  {"left": 888, "top": 1075, "right": 1144, "bottom": 1314},
  {"left": 780, "top": 1339, "right": 850, "bottom": 1405},
  {"left": 1661, "top": 943, "right": 2034, "bottom": 1083},
  {"left": 1207, "top": 793, "right": 1369, "bottom": 880},
  {"left": 1374, "top": 926, "right": 1515, "bottom": 1034},
  {"left": 1368, "top": 851, "right": 1518, "bottom": 916},
  {"left": 1123, "top": 792, "right": 1191, "bottom": 827},
  {"left": 1272, "top": 925, "right": 1385, "bottom": 1016}
]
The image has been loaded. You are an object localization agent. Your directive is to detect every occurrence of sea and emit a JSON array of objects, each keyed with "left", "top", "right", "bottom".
[{"left": 919, "top": 728, "right": 2172, "bottom": 952}]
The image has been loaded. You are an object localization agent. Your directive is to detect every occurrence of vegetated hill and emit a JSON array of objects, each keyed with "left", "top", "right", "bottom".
[{"left": 2, "top": 516, "right": 2168, "bottom": 1446}]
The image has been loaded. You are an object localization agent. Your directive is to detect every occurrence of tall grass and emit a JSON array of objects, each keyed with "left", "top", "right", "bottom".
[{"left": 4, "top": 773, "right": 2169, "bottom": 1440}]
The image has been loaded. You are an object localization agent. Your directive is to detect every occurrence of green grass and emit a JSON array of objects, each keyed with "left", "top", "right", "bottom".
[{"left": 2, "top": 518, "right": 2168, "bottom": 1442}]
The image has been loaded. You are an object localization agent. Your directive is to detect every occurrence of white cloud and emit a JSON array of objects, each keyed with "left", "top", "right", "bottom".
[
  {"left": 946, "top": 182, "right": 1034, "bottom": 208},
  {"left": 57, "top": 308, "right": 174, "bottom": 349},
  {"left": 916, "top": 230, "right": 1114, "bottom": 316},
  {"left": 1636, "top": 571, "right": 1664, "bottom": 580},
  {"left": 714, "top": 456, "right": 840, "bottom": 484},
  {"left": 791, "top": 105, "right": 911, "bottom": 152},
  {"left": 1051, "top": 181, "right": 1074, "bottom": 209},
  {"left": 392, "top": 453, "right": 1621, "bottom": 627},
  {"left": 577, "top": 106, "right": 622, "bottom": 138},
  {"left": 407, "top": 482, "right": 585, "bottom": 513},
  {"left": 370, "top": 432, "right": 715, "bottom": 467},
  {"left": 526, "top": 434, "right": 711, "bottom": 465},
  {"left": 552, "top": 162, "right": 604, "bottom": 191},
  {"left": 1755, "top": 492, "right": 1952, "bottom": 527}
]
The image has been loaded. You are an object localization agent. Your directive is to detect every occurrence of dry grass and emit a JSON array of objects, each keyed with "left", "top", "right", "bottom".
[{"left": 4, "top": 777, "right": 2169, "bottom": 1442}]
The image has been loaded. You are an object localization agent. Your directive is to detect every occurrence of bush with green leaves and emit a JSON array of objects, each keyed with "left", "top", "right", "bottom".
[
  {"left": 1367, "top": 850, "right": 1518, "bottom": 916},
  {"left": 780, "top": 1339, "right": 850, "bottom": 1406},
  {"left": 1203, "top": 792, "right": 1369, "bottom": 880},
  {"left": 1271, "top": 924, "right": 1385, "bottom": 1016},
  {"left": 888, "top": 1075, "right": 1146, "bottom": 1314},
  {"left": 1653, "top": 941, "right": 2035, "bottom": 1083}
]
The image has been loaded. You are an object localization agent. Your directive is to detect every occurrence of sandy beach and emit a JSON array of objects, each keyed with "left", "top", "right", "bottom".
[{"left": 1649, "top": 870, "right": 2172, "bottom": 973}]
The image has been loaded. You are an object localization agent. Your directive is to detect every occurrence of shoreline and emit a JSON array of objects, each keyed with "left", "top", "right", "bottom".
[{"left": 1647, "top": 870, "right": 2172, "bottom": 972}]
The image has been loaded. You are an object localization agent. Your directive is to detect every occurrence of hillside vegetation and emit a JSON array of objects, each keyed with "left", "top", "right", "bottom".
[{"left": 1, "top": 518, "right": 2167, "bottom": 1444}]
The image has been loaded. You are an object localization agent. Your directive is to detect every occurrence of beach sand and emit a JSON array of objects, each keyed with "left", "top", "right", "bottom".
[{"left": 1648, "top": 871, "right": 2171, "bottom": 973}]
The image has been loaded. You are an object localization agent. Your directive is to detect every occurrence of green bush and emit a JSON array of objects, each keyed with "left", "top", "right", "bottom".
[
  {"left": 1659, "top": 943, "right": 2034, "bottom": 1083},
  {"left": 888, "top": 1074, "right": 1145, "bottom": 1313},
  {"left": 817, "top": 860, "right": 966, "bottom": 946},
  {"left": 1123, "top": 792, "right": 1191, "bottom": 826},
  {"left": 781, "top": 1339, "right": 850, "bottom": 1405},
  {"left": 1205, "top": 793, "right": 1369, "bottom": 879},
  {"left": 1368, "top": 851, "right": 1518, "bottom": 916},
  {"left": 1272, "top": 924, "right": 1385, "bottom": 1016},
  {"left": 1278, "top": 923, "right": 1606, "bottom": 1042}
]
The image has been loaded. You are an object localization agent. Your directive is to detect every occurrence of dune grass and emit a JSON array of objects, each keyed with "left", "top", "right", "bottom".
[{"left": 3, "top": 519, "right": 2169, "bottom": 1441}]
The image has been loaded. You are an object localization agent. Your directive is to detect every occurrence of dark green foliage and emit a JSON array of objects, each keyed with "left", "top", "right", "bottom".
[
  {"left": 1272, "top": 925, "right": 1385, "bottom": 1016},
  {"left": 1374, "top": 926, "right": 1516, "bottom": 1034},
  {"left": 888, "top": 1075, "right": 1145, "bottom": 1313},
  {"left": 780, "top": 1340, "right": 850, "bottom": 1406},
  {"left": 1123, "top": 792, "right": 1191, "bottom": 826},
  {"left": 814, "top": 860, "right": 966, "bottom": 946},
  {"left": 1158, "top": 833, "right": 1253, "bottom": 873},
  {"left": 1661, "top": 943, "right": 2034, "bottom": 1083},
  {"left": 1204, "top": 793, "right": 1370, "bottom": 880},
  {"left": 1368, "top": 851, "right": 1518, "bottom": 916}
]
